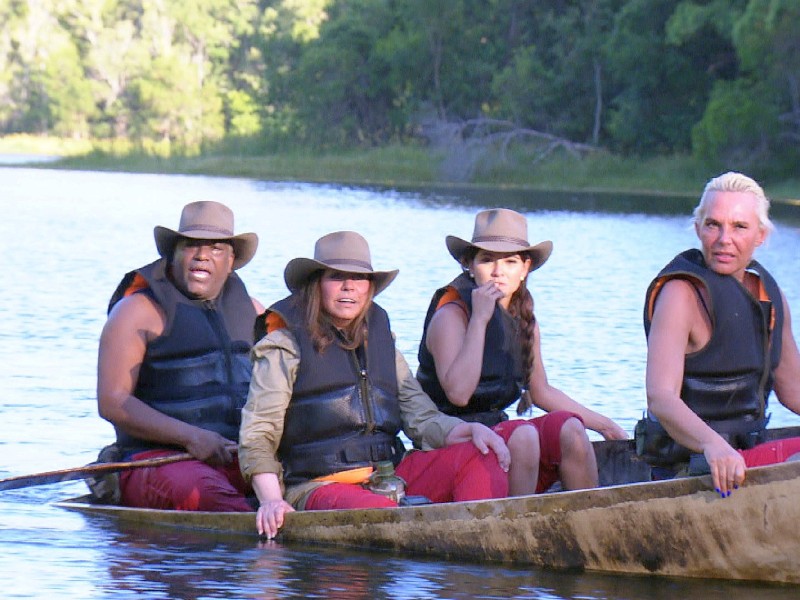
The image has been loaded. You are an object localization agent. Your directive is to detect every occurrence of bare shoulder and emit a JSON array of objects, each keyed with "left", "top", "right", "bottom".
[
  {"left": 104, "top": 292, "right": 166, "bottom": 341},
  {"left": 251, "top": 296, "right": 266, "bottom": 314},
  {"left": 429, "top": 301, "right": 468, "bottom": 327},
  {"left": 653, "top": 277, "right": 703, "bottom": 317},
  {"left": 427, "top": 301, "right": 468, "bottom": 340},
  {"left": 651, "top": 277, "right": 710, "bottom": 352}
]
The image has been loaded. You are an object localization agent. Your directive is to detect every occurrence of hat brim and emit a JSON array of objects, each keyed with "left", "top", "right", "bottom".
[
  {"left": 154, "top": 226, "right": 259, "bottom": 270},
  {"left": 283, "top": 257, "right": 398, "bottom": 296},
  {"left": 445, "top": 235, "right": 553, "bottom": 272}
]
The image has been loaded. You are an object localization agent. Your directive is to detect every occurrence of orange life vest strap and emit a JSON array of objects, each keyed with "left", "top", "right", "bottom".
[
  {"left": 312, "top": 466, "right": 374, "bottom": 485},
  {"left": 124, "top": 273, "right": 149, "bottom": 297},
  {"left": 265, "top": 312, "right": 287, "bottom": 333},
  {"left": 647, "top": 272, "right": 776, "bottom": 332},
  {"left": 436, "top": 286, "right": 468, "bottom": 314}
]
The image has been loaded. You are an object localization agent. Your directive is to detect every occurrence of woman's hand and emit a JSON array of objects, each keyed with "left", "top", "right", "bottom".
[
  {"left": 251, "top": 472, "right": 294, "bottom": 538},
  {"left": 595, "top": 418, "right": 629, "bottom": 441},
  {"left": 471, "top": 281, "right": 505, "bottom": 326},
  {"left": 702, "top": 437, "right": 747, "bottom": 498},
  {"left": 256, "top": 499, "right": 295, "bottom": 539},
  {"left": 468, "top": 423, "right": 511, "bottom": 472}
]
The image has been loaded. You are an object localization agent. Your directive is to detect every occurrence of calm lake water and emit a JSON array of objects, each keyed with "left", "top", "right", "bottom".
[{"left": 1, "top": 165, "right": 799, "bottom": 599}]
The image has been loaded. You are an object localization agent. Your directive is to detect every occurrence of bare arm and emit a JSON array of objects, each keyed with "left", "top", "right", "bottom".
[
  {"left": 425, "top": 282, "right": 503, "bottom": 406},
  {"left": 773, "top": 292, "right": 800, "bottom": 413},
  {"left": 645, "top": 279, "right": 744, "bottom": 495},
  {"left": 528, "top": 320, "right": 628, "bottom": 441},
  {"left": 96, "top": 294, "right": 236, "bottom": 464}
]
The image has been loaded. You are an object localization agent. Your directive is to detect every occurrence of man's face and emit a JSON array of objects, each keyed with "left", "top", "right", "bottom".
[
  {"left": 695, "top": 191, "right": 766, "bottom": 281},
  {"left": 170, "top": 238, "right": 234, "bottom": 300}
]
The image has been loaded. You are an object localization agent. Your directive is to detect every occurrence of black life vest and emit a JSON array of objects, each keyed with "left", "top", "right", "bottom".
[
  {"left": 640, "top": 249, "right": 783, "bottom": 464},
  {"left": 269, "top": 296, "right": 403, "bottom": 486},
  {"left": 417, "top": 273, "right": 525, "bottom": 426},
  {"left": 109, "top": 259, "right": 257, "bottom": 454}
]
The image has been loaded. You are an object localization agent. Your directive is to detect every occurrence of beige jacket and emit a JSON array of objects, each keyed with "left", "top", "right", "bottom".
[{"left": 238, "top": 328, "right": 463, "bottom": 507}]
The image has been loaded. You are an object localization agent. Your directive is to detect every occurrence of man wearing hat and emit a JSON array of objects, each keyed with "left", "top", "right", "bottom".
[{"left": 97, "top": 201, "right": 264, "bottom": 511}]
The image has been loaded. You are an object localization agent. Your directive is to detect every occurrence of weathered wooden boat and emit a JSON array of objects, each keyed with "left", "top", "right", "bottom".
[{"left": 55, "top": 428, "right": 800, "bottom": 585}]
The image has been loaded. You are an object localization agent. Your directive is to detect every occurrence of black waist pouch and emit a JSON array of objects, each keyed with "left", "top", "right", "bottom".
[
  {"left": 634, "top": 417, "right": 691, "bottom": 467},
  {"left": 635, "top": 416, "right": 765, "bottom": 468}
]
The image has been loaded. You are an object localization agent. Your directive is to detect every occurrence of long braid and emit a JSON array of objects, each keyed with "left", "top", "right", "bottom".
[{"left": 508, "top": 270, "right": 536, "bottom": 415}]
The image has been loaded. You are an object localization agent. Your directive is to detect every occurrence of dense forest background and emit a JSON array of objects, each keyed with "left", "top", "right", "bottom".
[{"left": 1, "top": 0, "right": 798, "bottom": 178}]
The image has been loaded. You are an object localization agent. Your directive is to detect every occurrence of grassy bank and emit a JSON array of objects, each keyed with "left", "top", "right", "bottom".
[{"left": 3, "top": 134, "right": 799, "bottom": 201}]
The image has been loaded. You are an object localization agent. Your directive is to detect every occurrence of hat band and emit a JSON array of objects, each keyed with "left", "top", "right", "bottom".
[
  {"left": 324, "top": 257, "right": 373, "bottom": 270},
  {"left": 473, "top": 234, "right": 529, "bottom": 246},
  {"left": 180, "top": 224, "right": 234, "bottom": 236}
]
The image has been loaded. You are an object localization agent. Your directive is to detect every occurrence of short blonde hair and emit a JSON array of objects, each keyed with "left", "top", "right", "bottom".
[{"left": 693, "top": 171, "right": 774, "bottom": 235}]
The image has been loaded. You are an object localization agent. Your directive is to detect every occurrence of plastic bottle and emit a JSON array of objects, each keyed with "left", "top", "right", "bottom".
[{"left": 367, "top": 461, "right": 406, "bottom": 504}]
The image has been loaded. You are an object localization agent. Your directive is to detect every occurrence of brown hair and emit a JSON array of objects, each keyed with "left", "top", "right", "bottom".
[
  {"left": 462, "top": 248, "right": 536, "bottom": 414},
  {"left": 298, "top": 271, "right": 374, "bottom": 353}
]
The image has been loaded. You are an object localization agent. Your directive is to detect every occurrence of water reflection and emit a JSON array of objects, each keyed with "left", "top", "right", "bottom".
[
  {"left": 2, "top": 166, "right": 799, "bottom": 599},
  {"left": 73, "top": 515, "right": 800, "bottom": 599}
]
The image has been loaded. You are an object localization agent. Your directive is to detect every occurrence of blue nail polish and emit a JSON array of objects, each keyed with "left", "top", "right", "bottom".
[
  {"left": 715, "top": 488, "right": 721, "bottom": 494},
  {"left": 726, "top": 490, "right": 731, "bottom": 497}
]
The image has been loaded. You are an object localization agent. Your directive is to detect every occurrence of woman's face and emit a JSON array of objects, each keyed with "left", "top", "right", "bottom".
[
  {"left": 695, "top": 190, "right": 766, "bottom": 282},
  {"left": 319, "top": 269, "right": 372, "bottom": 327},
  {"left": 470, "top": 250, "right": 531, "bottom": 302}
]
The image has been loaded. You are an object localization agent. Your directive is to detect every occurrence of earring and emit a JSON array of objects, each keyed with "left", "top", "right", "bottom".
[
  {"left": 520, "top": 276, "right": 525, "bottom": 281},
  {"left": 468, "top": 271, "right": 474, "bottom": 278}
]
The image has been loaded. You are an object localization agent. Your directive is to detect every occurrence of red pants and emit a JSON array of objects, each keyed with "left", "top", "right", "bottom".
[
  {"left": 494, "top": 410, "right": 583, "bottom": 493},
  {"left": 119, "top": 450, "right": 252, "bottom": 512},
  {"left": 741, "top": 437, "right": 800, "bottom": 467},
  {"left": 305, "top": 439, "right": 509, "bottom": 510}
]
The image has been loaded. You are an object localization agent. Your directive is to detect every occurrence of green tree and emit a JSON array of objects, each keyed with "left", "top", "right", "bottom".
[
  {"left": 1, "top": 0, "right": 93, "bottom": 135},
  {"left": 603, "top": 0, "right": 735, "bottom": 153},
  {"left": 284, "top": 0, "right": 402, "bottom": 146},
  {"left": 491, "top": 1, "right": 622, "bottom": 145},
  {"left": 691, "top": 0, "right": 800, "bottom": 171}
]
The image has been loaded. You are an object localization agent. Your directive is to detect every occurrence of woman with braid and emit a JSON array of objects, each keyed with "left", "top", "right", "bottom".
[{"left": 417, "top": 208, "right": 627, "bottom": 495}]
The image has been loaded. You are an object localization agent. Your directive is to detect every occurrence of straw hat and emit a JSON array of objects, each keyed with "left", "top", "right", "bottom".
[
  {"left": 284, "top": 231, "right": 398, "bottom": 295},
  {"left": 446, "top": 208, "right": 552, "bottom": 272},
  {"left": 154, "top": 201, "right": 258, "bottom": 269}
]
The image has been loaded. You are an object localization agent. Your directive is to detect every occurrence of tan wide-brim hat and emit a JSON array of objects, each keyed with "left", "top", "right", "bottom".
[
  {"left": 446, "top": 208, "right": 553, "bottom": 272},
  {"left": 284, "top": 231, "right": 399, "bottom": 295},
  {"left": 154, "top": 200, "right": 258, "bottom": 270}
]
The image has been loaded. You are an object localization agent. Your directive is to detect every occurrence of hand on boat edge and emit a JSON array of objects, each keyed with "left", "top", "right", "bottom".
[
  {"left": 257, "top": 499, "right": 295, "bottom": 539},
  {"left": 703, "top": 441, "right": 746, "bottom": 498}
]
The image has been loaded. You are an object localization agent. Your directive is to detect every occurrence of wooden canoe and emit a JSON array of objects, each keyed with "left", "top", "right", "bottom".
[{"left": 55, "top": 430, "right": 800, "bottom": 585}]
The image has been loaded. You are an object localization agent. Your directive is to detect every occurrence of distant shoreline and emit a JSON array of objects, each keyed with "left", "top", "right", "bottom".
[{"left": 2, "top": 140, "right": 799, "bottom": 207}]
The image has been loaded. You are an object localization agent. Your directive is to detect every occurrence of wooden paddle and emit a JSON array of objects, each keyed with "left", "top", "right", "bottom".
[{"left": 0, "top": 452, "right": 194, "bottom": 492}]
